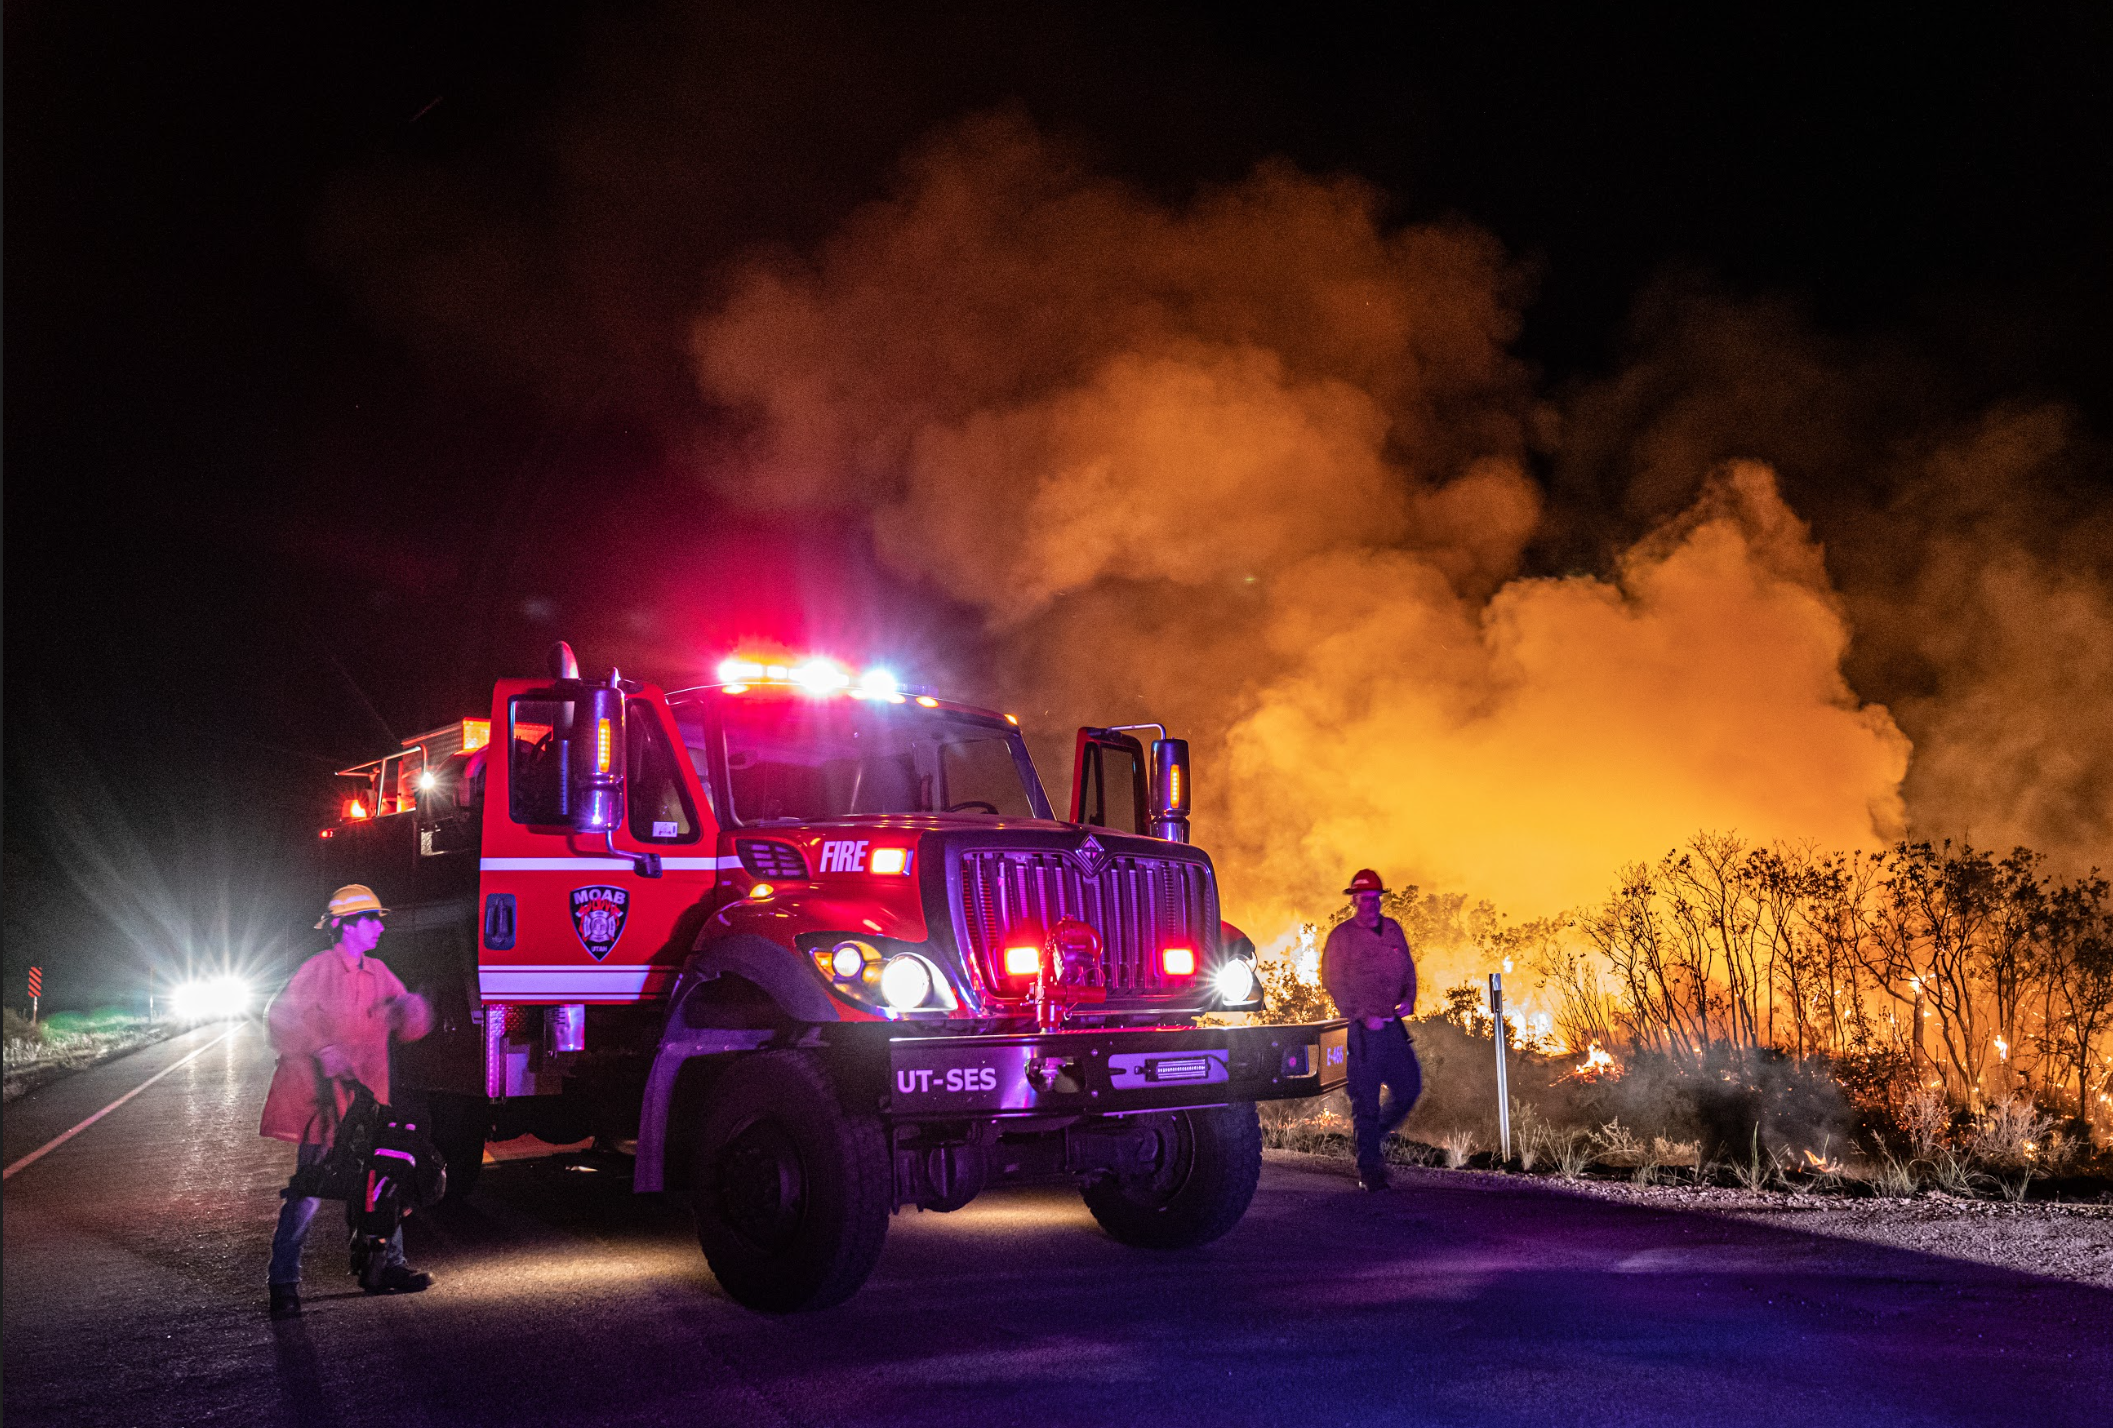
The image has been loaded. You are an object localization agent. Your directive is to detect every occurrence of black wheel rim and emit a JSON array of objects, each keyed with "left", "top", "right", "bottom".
[
  {"left": 1121, "top": 1114, "right": 1197, "bottom": 1208},
  {"left": 716, "top": 1118, "right": 805, "bottom": 1252}
]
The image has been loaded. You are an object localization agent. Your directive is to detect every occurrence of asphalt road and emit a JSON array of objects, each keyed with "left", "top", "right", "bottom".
[{"left": 5, "top": 1022, "right": 2109, "bottom": 1428}]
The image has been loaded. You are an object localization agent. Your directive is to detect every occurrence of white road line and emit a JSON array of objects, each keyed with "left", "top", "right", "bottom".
[{"left": 2, "top": 1024, "right": 242, "bottom": 1182}]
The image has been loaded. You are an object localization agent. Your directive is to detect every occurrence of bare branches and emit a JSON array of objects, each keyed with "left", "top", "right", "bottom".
[{"left": 1573, "top": 833, "right": 2111, "bottom": 1131}]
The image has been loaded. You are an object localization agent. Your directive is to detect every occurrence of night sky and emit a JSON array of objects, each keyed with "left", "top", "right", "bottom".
[{"left": 8, "top": 4, "right": 2113, "bottom": 1006}]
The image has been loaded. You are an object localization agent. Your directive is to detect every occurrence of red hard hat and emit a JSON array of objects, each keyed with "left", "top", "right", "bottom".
[{"left": 1343, "top": 868, "right": 1386, "bottom": 895}]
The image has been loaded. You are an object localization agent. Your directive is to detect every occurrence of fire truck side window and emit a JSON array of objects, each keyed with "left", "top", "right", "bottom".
[
  {"left": 1079, "top": 742, "right": 1144, "bottom": 834},
  {"left": 668, "top": 709, "right": 718, "bottom": 820},
  {"left": 626, "top": 701, "right": 699, "bottom": 842},
  {"left": 509, "top": 698, "right": 571, "bottom": 825}
]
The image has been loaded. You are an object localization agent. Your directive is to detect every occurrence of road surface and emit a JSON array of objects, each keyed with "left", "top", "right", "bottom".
[{"left": 5, "top": 1021, "right": 2108, "bottom": 1427}]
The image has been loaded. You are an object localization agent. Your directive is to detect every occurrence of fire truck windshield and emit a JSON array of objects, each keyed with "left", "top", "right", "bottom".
[{"left": 686, "top": 695, "right": 1049, "bottom": 825}]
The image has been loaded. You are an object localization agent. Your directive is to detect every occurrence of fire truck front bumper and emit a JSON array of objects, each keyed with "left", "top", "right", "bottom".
[{"left": 884, "top": 1020, "right": 1348, "bottom": 1120}]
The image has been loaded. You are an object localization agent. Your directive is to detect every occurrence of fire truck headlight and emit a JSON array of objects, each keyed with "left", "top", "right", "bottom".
[
  {"left": 829, "top": 942, "right": 870, "bottom": 979},
  {"left": 1213, "top": 958, "right": 1258, "bottom": 1005},
  {"left": 878, "top": 954, "right": 934, "bottom": 1009}
]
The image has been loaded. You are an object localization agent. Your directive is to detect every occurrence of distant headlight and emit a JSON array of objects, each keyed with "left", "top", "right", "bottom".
[
  {"left": 1213, "top": 958, "right": 1258, "bottom": 1005},
  {"left": 879, "top": 954, "right": 935, "bottom": 1010},
  {"left": 171, "top": 975, "right": 251, "bottom": 1021}
]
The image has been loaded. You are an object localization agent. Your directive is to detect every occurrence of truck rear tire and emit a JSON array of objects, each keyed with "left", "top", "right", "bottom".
[
  {"left": 1081, "top": 1102, "right": 1262, "bottom": 1250},
  {"left": 421, "top": 1093, "right": 487, "bottom": 1205},
  {"left": 689, "top": 1051, "right": 890, "bottom": 1312}
]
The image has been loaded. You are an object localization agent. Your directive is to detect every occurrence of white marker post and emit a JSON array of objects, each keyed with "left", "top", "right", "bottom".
[{"left": 1489, "top": 972, "right": 1511, "bottom": 1164}]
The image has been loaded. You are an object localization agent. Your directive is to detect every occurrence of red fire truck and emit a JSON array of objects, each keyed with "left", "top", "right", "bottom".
[{"left": 319, "top": 643, "right": 1346, "bottom": 1310}]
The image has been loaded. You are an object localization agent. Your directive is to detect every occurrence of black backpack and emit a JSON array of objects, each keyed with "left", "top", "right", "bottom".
[{"left": 287, "top": 1081, "right": 447, "bottom": 1211}]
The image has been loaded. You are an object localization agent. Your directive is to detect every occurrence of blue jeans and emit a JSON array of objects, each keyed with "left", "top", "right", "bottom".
[
  {"left": 1347, "top": 1019, "right": 1422, "bottom": 1173},
  {"left": 268, "top": 1143, "right": 403, "bottom": 1286}
]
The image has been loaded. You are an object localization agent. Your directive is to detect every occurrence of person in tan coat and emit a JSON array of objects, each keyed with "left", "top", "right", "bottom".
[
  {"left": 1320, "top": 869, "right": 1421, "bottom": 1190},
  {"left": 263, "top": 884, "right": 433, "bottom": 1318}
]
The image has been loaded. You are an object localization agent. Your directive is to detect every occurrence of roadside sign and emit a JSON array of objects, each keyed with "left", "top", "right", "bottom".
[{"left": 28, "top": 966, "right": 42, "bottom": 1023}]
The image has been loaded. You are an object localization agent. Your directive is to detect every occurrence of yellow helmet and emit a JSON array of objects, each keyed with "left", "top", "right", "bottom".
[{"left": 315, "top": 883, "right": 390, "bottom": 929}]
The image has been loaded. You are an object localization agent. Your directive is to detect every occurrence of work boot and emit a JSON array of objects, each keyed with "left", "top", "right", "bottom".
[
  {"left": 1357, "top": 1164, "right": 1391, "bottom": 1192},
  {"left": 268, "top": 1284, "right": 302, "bottom": 1320},
  {"left": 364, "top": 1263, "right": 432, "bottom": 1295}
]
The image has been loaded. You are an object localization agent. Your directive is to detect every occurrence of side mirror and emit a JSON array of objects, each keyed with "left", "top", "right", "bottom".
[
  {"left": 567, "top": 679, "right": 626, "bottom": 834},
  {"left": 1150, "top": 738, "right": 1190, "bottom": 843}
]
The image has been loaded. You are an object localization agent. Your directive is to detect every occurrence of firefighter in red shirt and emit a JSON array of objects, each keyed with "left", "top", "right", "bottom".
[
  {"left": 1319, "top": 869, "right": 1421, "bottom": 1191},
  {"left": 262, "top": 885, "right": 433, "bottom": 1318}
]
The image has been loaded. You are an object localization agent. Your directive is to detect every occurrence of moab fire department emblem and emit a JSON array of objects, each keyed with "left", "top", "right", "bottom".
[{"left": 570, "top": 885, "right": 629, "bottom": 960}]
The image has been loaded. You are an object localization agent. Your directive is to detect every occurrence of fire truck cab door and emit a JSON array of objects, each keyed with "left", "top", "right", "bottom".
[
  {"left": 479, "top": 681, "right": 722, "bottom": 1005},
  {"left": 1069, "top": 728, "right": 1148, "bottom": 834}
]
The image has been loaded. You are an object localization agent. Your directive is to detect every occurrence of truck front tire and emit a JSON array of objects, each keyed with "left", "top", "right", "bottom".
[
  {"left": 1081, "top": 1102, "right": 1262, "bottom": 1250},
  {"left": 689, "top": 1051, "right": 889, "bottom": 1311}
]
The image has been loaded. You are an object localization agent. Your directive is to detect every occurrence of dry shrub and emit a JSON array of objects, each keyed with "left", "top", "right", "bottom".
[
  {"left": 1439, "top": 1127, "right": 1478, "bottom": 1168},
  {"left": 1511, "top": 1098, "right": 1545, "bottom": 1169},
  {"left": 1900, "top": 1088, "right": 1952, "bottom": 1160},
  {"left": 1925, "top": 1149, "right": 1988, "bottom": 1197},
  {"left": 1259, "top": 1094, "right": 1355, "bottom": 1158},
  {"left": 1652, "top": 1136, "right": 1701, "bottom": 1167},
  {"left": 1383, "top": 1136, "right": 1439, "bottom": 1168},
  {"left": 1967, "top": 1095, "right": 2056, "bottom": 1170},
  {"left": 1731, "top": 1128, "right": 1780, "bottom": 1192},
  {"left": 1868, "top": 1156, "right": 1918, "bottom": 1198},
  {"left": 1591, "top": 1119, "right": 1642, "bottom": 1164},
  {"left": 1548, "top": 1129, "right": 1595, "bottom": 1179}
]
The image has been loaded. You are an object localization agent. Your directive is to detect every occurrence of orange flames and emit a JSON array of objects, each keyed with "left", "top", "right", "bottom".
[{"left": 1563, "top": 1042, "right": 1622, "bottom": 1083}]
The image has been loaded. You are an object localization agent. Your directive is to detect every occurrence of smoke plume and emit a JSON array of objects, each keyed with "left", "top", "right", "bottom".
[
  {"left": 693, "top": 115, "right": 1916, "bottom": 934},
  {"left": 1552, "top": 292, "right": 2113, "bottom": 875}
]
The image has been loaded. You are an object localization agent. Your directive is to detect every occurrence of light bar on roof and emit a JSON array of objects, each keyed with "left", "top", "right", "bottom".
[
  {"left": 791, "top": 658, "right": 851, "bottom": 694},
  {"left": 716, "top": 653, "right": 909, "bottom": 701}
]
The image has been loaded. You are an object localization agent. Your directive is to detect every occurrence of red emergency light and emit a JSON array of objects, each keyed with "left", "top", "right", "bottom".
[{"left": 715, "top": 653, "right": 904, "bottom": 702}]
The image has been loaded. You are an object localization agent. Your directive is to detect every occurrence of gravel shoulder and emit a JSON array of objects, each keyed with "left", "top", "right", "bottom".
[
  {"left": 1266, "top": 1147, "right": 2113, "bottom": 1289},
  {"left": 2, "top": 1025, "right": 174, "bottom": 1104}
]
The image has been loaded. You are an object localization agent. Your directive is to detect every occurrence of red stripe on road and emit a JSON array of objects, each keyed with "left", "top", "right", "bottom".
[{"left": 3, "top": 1025, "right": 242, "bottom": 1182}]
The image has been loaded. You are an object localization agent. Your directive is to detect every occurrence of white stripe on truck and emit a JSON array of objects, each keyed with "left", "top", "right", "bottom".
[
  {"left": 479, "top": 965, "right": 665, "bottom": 998},
  {"left": 478, "top": 856, "right": 742, "bottom": 872}
]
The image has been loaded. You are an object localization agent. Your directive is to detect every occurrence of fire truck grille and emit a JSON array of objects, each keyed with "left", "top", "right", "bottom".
[{"left": 954, "top": 849, "right": 1215, "bottom": 996}]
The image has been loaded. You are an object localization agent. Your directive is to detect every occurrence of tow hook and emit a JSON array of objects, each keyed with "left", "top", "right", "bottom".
[{"left": 1026, "top": 1055, "right": 1080, "bottom": 1093}]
